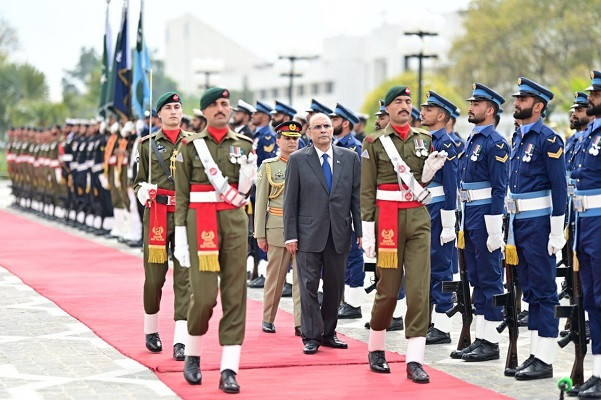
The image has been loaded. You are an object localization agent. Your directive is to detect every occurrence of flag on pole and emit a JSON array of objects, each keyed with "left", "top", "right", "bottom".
[
  {"left": 132, "top": 0, "right": 151, "bottom": 119},
  {"left": 99, "top": 0, "right": 113, "bottom": 116},
  {"left": 109, "top": 0, "right": 131, "bottom": 121}
]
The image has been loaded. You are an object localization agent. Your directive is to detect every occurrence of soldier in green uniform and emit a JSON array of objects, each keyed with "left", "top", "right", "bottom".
[
  {"left": 361, "top": 86, "right": 447, "bottom": 383},
  {"left": 134, "top": 92, "right": 190, "bottom": 361},
  {"left": 254, "top": 121, "right": 302, "bottom": 335},
  {"left": 174, "top": 87, "right": 255, "bottom": 394}
]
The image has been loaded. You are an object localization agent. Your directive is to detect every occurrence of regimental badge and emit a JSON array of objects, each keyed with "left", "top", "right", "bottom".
[
  {"left": 275, "top": 170, "right": 284, "bottom": 180},
  {"left": 414, "top": 139, "right": 428, "bottom": 157},
  {"left": 589, "top": 136, "right": 601, "bottom": 156},
  {"left": 523, "top": 143, "right": 535, "bottom": 162},
  {"left": 230, "top": 146, "right": 242, "bottom": 164},
  {"left": 157, "top": 143, "right": 166, "bottom": 153},
  {"left": 470, "top": 144, "right": 482, "bottom": 161}
]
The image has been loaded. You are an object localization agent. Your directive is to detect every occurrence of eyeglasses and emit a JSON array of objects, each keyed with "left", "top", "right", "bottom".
[{"left": 311, "top": 124, "right": 332, "bottom": 130}]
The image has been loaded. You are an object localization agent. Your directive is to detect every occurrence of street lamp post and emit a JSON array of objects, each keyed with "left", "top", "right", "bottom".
[
  {"left": 278, "top": 55, "right": 319, "bottom": 105},
  {"left": 402, "top": 31, "right": 438, "bottom": 107},
  {"left": 192, "top": 58, "right": 224, "bottom": 91}
]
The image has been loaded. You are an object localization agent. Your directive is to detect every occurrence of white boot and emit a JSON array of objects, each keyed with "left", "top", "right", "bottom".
[
  {"left": 246, "top": 255, "right": 254, "bottom": 276},
  {"left": 173, "top": 320, "right": 188, "bottom": 346},
  {"left": 257, "top": 259, "right": 268, "bottom": 278},
  {"left": 85, "top": 214, "right": 94, "bottom": 228},
  {"left": 93, "top": 215, "right": 102, "bottom": 230},
  {"left": 535, "top": 337, "right": 556, "bottom": 365},
  {"left": 144, "top": 313, "right": 159, "bottom": 334},
  {"left": 185, "top": 334, "right": 202, "bottom": 357},
  {"left": 368, "top": 328, "right": 386, "bottom": 351},
  {"left": 406, "top": 336, "right": 426, "bottom": 364},
  {"left": 434, "top": 311, "right": 453, "bottom": 334},
  {"left": 482, "top": 320, "right": 501, "bottom": 343},
  {"left": 345, "top": 286, "right": 365, "bottom": 308},
  {"left": 529, "top": 330, "right": 539, "bottom": 356},
  {"left": 102, "top": 216, "right": 114, "bottom": 231},
  {"left": 119, "top": 209, "right": 131, "bottom": 241},
  {"left": 69, "top": 209, "right": 76, "bottom": 222},
  {"left": 474, "top": 314, "right": 485, "bottom": 339},
  {"left": 393, "top": 299, "right": 404, "bottom": 319},
  {"left": 110, "top": 208, "right": 123, "bottom": 237},
  {"left": 220, "top": 345, "right": 241, "bottom": 373},
  {"left": 594, "top": 355, "right": 601, "bottom": 378},
  {"left": 76, "top": 211, "right": 85, "bottom": 224}
]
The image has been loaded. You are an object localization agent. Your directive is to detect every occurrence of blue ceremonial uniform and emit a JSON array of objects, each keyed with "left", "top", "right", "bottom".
[
  {"left": 254, "top": 124, "right": 277, "bottom": 167},
  {"left": 459, "top": 123, "right": 509, "bottom": 322},
  {"left": 572, "top": 117, "right": 601, "bottom": 355},
  {"left": 427, "top": 128, "right": 458, "bottom": 313},
  {"left": 508, "top": 118, "right": 566, "bottom": 338}
]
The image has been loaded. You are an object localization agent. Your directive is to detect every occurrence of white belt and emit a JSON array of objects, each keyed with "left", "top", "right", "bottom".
[
  {"left": 190, "top": 191, "right": 224, "bottom": 203},
  {"left": 76, "top": 164, "right": 88, "bottom": 172},
  {"left": 6, "top": 154, "right": 15, "bottom": 161},
  {"left": 86, "top": 160, "right": 95, "bottom": 167},
  {"left": 459, "top": 187, "right": 492, "bottom": 202},
  {"left": 376, "top": 189, "right": 417, "bottom": 202},
  {"left": 49, "top": 160, "right": 60, "bottom": 168},
  {"left": 573, "top": 194, "right": 601, "bottom": 212},
  {"left": 428, "top": 185, "right": 445, "bottom": 198},
  {"left": 91, "top": 164, "right": 103, "bottom": 173},
  {"left": 61, "top": 154, "right": 73, "bottom": 162},
  {"left": 70, "top": 162, "right": 79, "bottom": 169},
  {"left": 505, "top": 195, "right": 552, "bottom": 214}
]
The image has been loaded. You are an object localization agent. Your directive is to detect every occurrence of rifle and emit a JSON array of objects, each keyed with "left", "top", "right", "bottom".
[
  {"left": 555, "top": 220, "right": 586, "bottom": 387},
  {"left": 492, "top": 215, "right": 518, "bottom": 371},
  {"left": 365, "top": 270, "right": 378, "bottom": 294},
  {"left": 442, "top": 210, "right": 473, "bottom": 351}
]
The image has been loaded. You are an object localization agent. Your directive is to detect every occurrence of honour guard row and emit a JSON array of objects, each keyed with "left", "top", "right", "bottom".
[{"left": 5, "top": 70, "right": 601, "bottom": 397}]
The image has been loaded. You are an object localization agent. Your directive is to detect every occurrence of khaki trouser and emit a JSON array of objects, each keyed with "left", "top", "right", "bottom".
[
  {"left": 142, "top": 209, "right": 190, "bottom": 321},
  {"left": 187, "top": 208, "right": 248, "bottom": 345},
  {"left": 370, "top": 206, "right": 431, "bottom": 338},
  {"left": 262, "top": 245, "right": 301, "bottom": 326}
]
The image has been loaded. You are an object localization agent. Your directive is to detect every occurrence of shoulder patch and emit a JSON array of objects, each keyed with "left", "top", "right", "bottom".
[
  {"left": 547, "top": 136, "right": 557, "bottom": 143},
  {"left": 443, "top": 142, "right": 452, "bottom": 148},
  {"left": 181, "top": 138, "right": 189, "bottom": 146},
  {"left": 236, "top": 133, "right": 254, "bottom": 143},
  {"left": 496, "top": 143, "right": 504, "bottom": 149},
  {"left": 175, "top": 152, "right": 183, "bottom": 162},
  {"left": 495, "top": 154, "right": 508, "bottom": 163},
  {"left": 547, "top": 148, "right": 563, "bottom": 159},
  {"left": 446, "top": 155, "right": 456, "bottom": 161},
  {"left": 361, "top": 149, "right": 370, "bottom": 159}
]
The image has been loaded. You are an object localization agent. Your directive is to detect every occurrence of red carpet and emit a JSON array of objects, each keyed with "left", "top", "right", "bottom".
[{"left": 0, "top": 210, "right": 512, "bottom": 399}]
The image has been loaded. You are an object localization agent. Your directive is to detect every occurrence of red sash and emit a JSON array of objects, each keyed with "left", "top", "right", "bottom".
[
  {"left": 188, "top": 184, "right": 238, "bottom": 272},
  {"left": 375, "top": 183, "right": 423, "bottom": 268},
  {"left": 147, "top": 188, "right": 175, "bottom": 263}
]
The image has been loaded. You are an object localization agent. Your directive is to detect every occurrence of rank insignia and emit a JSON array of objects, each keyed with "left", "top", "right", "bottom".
[
  {"left": 522, "top": 143, "right": 534, "bottom": 162},
  {"left": 275, "top": 170, "right": 284, "bottom": 179},
  {"left": 470, "top": 144, "right": 482, "bottom": 161}
]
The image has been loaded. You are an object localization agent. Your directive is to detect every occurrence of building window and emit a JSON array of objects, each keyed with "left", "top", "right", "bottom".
[
  {"left": 271, "top": 88, "right": 279, "bottom": 98},
  {"left": 311, "top": 83, "right": 320, "bottom": 95},
  {"left": 260, "top": 89, "right": 267, "bottom": 99},
  {"left": 325, "top": 81, "right": 334, "bottom": 94},
  {"left": 297, "top": 85, "right": 305, "bottom": 96}
]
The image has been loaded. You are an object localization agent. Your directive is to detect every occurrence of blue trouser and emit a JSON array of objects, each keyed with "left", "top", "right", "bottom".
[
  {"left": 344, "top": 230, "right": 365, "bottom": 287},
  {"left": 451, "top": 245, "right": 458, "bottom": 274},
  {"left": 578, "top": 216, "right": 601, "bottom": 354},
  {"left": 513, "top": 216, "right": 559, "bottom": 337},
  {"left": 463, "top": 226, "right": 503, "bottom": 321},
  {"left": 427, "top": 202, "right": 454, "bottom": 313}
]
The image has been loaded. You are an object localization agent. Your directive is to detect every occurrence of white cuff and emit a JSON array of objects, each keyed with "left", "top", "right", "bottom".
[
  {"left": 405, "top": 336, "right": 426, "bottom": 364},
  {"left": 220, "top": 345, "right": 241, "bottom": 373},
  {"left": 368, "top": 328, "right": 386, "bottom": 352},
  {"left": 144, "top": 313, "right": 159, "bottom": 334}
]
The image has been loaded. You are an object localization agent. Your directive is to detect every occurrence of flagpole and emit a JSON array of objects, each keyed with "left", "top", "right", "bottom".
[{"left": 148, "top": 67, "right": 153, "bottom": 186}]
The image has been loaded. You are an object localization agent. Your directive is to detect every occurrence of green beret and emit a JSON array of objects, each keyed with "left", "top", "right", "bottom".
[
  {"left": 200, "top": 87, "right": 230, "bottom": 110},
  {"left": 156, "top": 91, "right": 181, "bottom": 112},
  {"left": 384, "top": 85, "right": 411, "bottom": 106}
]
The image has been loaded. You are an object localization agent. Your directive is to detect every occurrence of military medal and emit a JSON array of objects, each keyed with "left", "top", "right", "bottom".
[
  {"left": 414, "top": 139, "right": 428, "bottom": 157},
  {"left": 470, "top": 144, "right": 482, "bottom": 161},
  {"left": 522, "top": 143, "right": 534, "bottom": 162},
  {"left": 589, "top": 136, "right": 600, "bottom": 156},
  {"left": 229, "top": 146, "right": 242, "bottom": 164}
]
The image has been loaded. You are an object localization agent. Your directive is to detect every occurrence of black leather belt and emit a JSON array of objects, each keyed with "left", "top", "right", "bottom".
[{"left": 156, "top": 194, "right": 175, "bottom": 205}]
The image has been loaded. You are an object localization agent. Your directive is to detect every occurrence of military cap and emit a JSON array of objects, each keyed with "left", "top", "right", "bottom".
[
  {"left": 156, "top": 91, "right": 182, "bottom": 112},
  {"left": 411, "top": 107, "right": 421, "bottom": 121},
  {"left": 451, "top": 107, "right": 460, "bottom": 120},
  {"left": 144, "top": 109, "right": 158, "bottom": 118},
  {"left": 585, "top": 70, "right": 601, "bottom": 91},
  {"left": 306, "top": 98, "right": 333, "bottom": 114},
  {"left": 357, "top": 113, "right": 369, "bottom": 122},
  {"left": 466, "top": 83, "right": 505, "bottom": 107},
  {"left": 384, "top": 85, "right": 411, "bottom": 106},
  {"left": 573, "top": 91, "right": 589, "bottom": 107},
  {"left": 255, "top": 100, "right": 273, "bottom": 115},
  {"left": 497, "top": 107, "right": 504, "bottom": 115},
  {"left": 192, "top": 108, "right": 205, "bottom": 118},
  {"left": 233, "top": 99, "right": 256, "bottom": 114},
  {"left": 65, "top": 119, "right": 75, "bottom": 126},
  {"left": 420, "top": 91, "right": 457, "bottom": 115},
  {"left": 374, "top": 100, "right": 387, "bottom": 116},
  {"left": 275, "top": 121, "right": 302, "bottom": 138},
  {"left": 200, "top": 87, "right": 229, "bottom": 110},
  {"left": 271, "top": 100, "right": 296, "bottom": 118},
  {"left": 330, "top": 103, "right": 360, "bottom": 124},
  {"left": 512, "top": 77, "right": 554, "bottom": 103}
]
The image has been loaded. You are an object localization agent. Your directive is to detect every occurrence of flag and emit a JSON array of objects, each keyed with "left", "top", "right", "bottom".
[
  {"left": 98, "top": 1, "right": 113, "bottom": 116},
  {"left": 132, "top": 0, "right": 151, "bottom": 119},
  {"left": 109, "top": 0, "right": 131, "bottom": 121}
]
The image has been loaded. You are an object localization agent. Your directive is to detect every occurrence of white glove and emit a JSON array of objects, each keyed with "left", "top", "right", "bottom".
[
  {"left": 173, "top": 226, "right": 190, "bottom": 268},
  {"left": 98, "top": 173, "right": 110, "bottom": 190},
  {"left": 113, "top": 168, "right": 121, "bottom": 188},
  {"left": 548, "top": 215, "right": 567, "bottom": 256},
  {"left": 440, "top": 209, "right": 457, "bottom": 246},
  {"left": 484, "top": 214, "right": 504, "bottom": 253},
  {"left": 136, "top": 182, "right": 157, "bottom": 206},
  {"left": 362, "top": 221, "right": 376, "bottom": 258},
  {"left": 238, "top": 153, "right": 257, "bottom": 195},
  {"left": 422, "top": 150, "right": 448, "bottom": 182}
]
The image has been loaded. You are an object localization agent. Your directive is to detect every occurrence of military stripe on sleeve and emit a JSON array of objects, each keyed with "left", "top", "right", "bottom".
[
  {"left": 547, "top": 148, "right": 563, "bottom": 159},
  {"left": 495, "top": 154, "right": 508, "bottom": 163}
]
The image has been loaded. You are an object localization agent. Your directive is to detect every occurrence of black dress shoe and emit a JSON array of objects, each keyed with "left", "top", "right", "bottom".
[
  {"left": 303, "top": 340, "right": 319, "bottom": 354},
  {"left": 219, "top": 369, "right": 240, "bottom": 394},
  {"left": 317, "top": 291, "right": 323, "bottom": 306},
  {"left": 183, "top": 356, "right": 201, "bottom": 385},
  {"left": 338, "top": 303, "right": 362, "bottom": 319},
  {"left": 518, "top": 311, "right": 529, "bottom": 327},
  {"left": 145, "top": 333, "right": 162, "bottom": 353},
  {"left": 387, "top": 317, "right": 404, "bottom": 331},
  {"left": 514, "top": 358, "right": 553, "bottom": 380},
  {"left": 368, "top": 351, "right": 390, "bottom": 373},
  {"left": 450, "top": 339, "right": 482, "bottom": 359},
  {"left": 127, "top": 238, "right": 143, "bottom": 248},
  {"left": 426, "top": 327, "right": 451, "bottom": 345},
  {"left": 173, "top": 343, "right": 185, "bottom": 361},
  {"left": 568, "top": 375, "right": 599, "bottom": 397},
  {"left": 461, "top": 339, "right": 499, "bottom": 362},
  {"left": 504, "top": 354, "right": 534, "bottom": 376},
  {"left": 262, "top": 321, "right": 276, "bottom": 333},
  {"left": 322, "top": 335, "right": 348, "bottom": 349},
  {"left": 248, "top": 276, "right": 265, "bottom": 288},
  {"left": 294, "top": 326, "right": 302, "bottom": 337},
  {"left": 407, "top": 362, "right": 430, "bottom": 384},
  {"left": 281, "top": 283, "right": 292, "bottom": 297}
]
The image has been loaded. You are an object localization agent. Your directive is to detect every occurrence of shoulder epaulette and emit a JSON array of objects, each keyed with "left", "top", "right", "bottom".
[
  {"left": 138, "top": 132, "right": 158, "bottom": 143},
  {"left": 235, "top": 133, "right": 254, "bottom": 143},
  {"left": 366, "top": 129, "right": 386, "bottom": 143},
  {"left": 263, "top": 156, "right": 279, "bottom": 163},
  {"left": 413, "top": 127, "right": 431, "bottom": 136}
]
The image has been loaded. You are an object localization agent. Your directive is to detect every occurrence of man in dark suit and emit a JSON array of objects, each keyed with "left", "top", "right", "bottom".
[{"left": 283, "top": 112, "right": 362, "bottom": 355}]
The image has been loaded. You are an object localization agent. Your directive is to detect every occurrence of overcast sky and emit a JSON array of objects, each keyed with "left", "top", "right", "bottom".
[{"left": 0, "top": 0, "right": 470, "bottom": 101}]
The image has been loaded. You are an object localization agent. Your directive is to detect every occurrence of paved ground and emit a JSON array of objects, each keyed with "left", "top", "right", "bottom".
[{"left": 0, "top": 180, "right": 587, "bottom": 399}]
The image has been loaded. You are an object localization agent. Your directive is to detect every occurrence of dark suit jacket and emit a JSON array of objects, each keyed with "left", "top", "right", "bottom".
[{"left": 283, "top": 144, "right": 362, "bottom": 254}]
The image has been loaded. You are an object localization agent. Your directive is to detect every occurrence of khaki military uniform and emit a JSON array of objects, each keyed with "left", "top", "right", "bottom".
[
  {"left": 361, "top": 124, "right": 432, "bottom": 338},
  {"left": 134, "top": 129, "right": 190, "bottom": 322},
  {"left": 175, "top": 129, "right": 253, "bottom": 344},
  {"left": 254, "top": 156, "right": 301, "bottom": 326}
]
